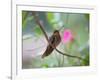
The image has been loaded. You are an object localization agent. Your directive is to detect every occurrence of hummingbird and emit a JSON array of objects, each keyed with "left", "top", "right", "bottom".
[{"left": 42, "top": 30, "right": 61, "bottom": 58}]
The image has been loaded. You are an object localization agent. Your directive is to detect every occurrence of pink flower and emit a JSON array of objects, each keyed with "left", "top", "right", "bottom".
[{"left": 62, "top": 29, "right": 74, "bottom": 43}]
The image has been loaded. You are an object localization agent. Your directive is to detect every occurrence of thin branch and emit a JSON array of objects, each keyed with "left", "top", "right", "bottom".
[
  {"left": 32, "top": 12, "right": 84, "bottom": 60},
  {"left": 62, "top": 55, "right": 64, "bottom": 67},
  {"left": 55, "top": 52, "right": 61, "bottom": 67},
  {"left": 55, "top": 49, "right": 83, "bottom": 60},
  {"left": 32, "top": 12, "right": 49, "bottom": 41}
]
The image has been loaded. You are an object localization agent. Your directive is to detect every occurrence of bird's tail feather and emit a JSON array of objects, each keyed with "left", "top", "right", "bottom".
[{"left": 42, "top": 46, "right": 54, "bottom": 58}]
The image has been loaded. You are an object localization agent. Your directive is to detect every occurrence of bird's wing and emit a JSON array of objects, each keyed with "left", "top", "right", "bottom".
[{"left": 49, "top": 35, "right": 56, "bottom": 44}]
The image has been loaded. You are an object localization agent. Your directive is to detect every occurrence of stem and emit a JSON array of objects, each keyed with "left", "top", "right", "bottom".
[{"left": 61, "top": 55, "right": 64, "bottom": 67}]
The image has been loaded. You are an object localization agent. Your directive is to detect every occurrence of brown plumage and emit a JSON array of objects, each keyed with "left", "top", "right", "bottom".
[{"left": 42, "top": 30, "right": 61, "bottom": 58}]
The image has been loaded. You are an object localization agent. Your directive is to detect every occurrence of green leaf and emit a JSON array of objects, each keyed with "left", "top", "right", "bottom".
[
  {"left": 34, "top": 25, "right": 43, "bottom": 37},
  {"left": 81, "top": 53, "right": 89, "bottom": 66},
  {"left": 80, "top": 46, "right": 89, "bottom": 66},
  {"left": 27, "top": 16, "right": 33, "bottom": 21},
  {"left": 22, "top": 11, "right": 28, "bottom": 29},
  {"left": 85, "top": 14, "right": 89, "bottom": 21},
  {"left": 42, "top": 64, "right": 49, "bottom": 68},
  {"left": 46, "top": 13, "right": 54, "bottom": 23}
]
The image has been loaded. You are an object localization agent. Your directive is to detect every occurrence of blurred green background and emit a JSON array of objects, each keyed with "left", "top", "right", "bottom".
[{"left": 22, "top": 11, "right": 89, "bottom": 69}]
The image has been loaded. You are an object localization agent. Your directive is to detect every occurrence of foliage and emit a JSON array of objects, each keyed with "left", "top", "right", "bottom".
[{"left": 22, "top": 11, "right": 90, "bottom": 68}]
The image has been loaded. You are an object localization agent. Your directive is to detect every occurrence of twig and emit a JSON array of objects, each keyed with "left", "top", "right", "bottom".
[
  {"left": 55, "top": 52, "right": 61, "bottom": 67},
  {"left": 62, "top": 55, "right": 64, "bottom": 67},
  {"left": 32, "top": 12, "right": 84, "bottom": 60}
]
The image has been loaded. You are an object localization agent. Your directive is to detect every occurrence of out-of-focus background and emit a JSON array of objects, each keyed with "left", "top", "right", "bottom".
[{"left": 22, "top": 11, "right": 89, "bottom": 69}]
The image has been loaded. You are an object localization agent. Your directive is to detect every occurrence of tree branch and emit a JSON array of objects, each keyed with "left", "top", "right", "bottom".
[{"left": 32, "top": 12, "right": 84, "bottom": 60}]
